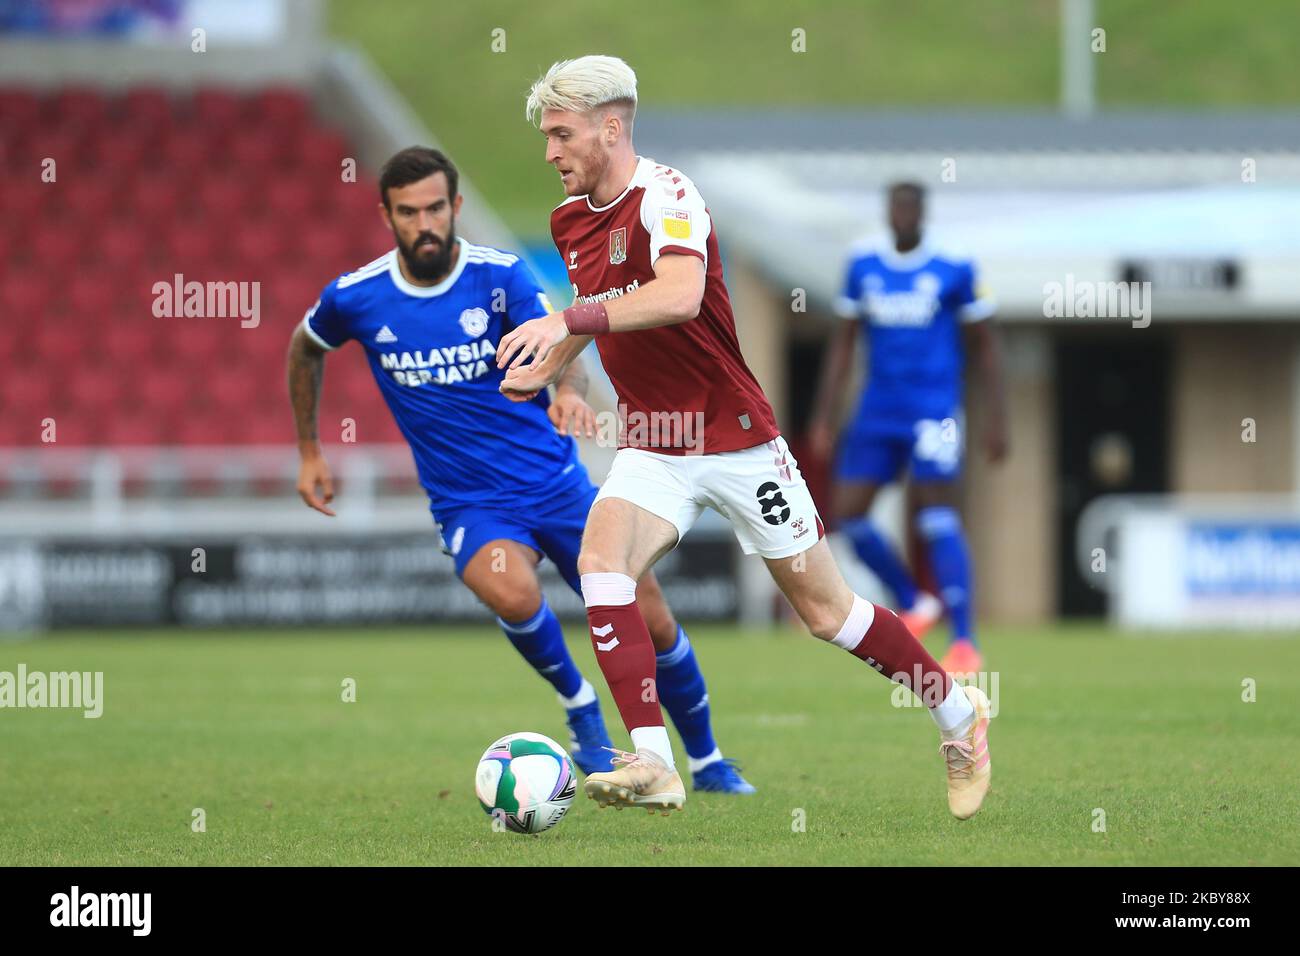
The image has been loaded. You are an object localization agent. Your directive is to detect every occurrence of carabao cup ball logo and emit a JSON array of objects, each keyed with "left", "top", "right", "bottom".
[{"left": 458, "top": 307, "right": 489, "bottom": 337}]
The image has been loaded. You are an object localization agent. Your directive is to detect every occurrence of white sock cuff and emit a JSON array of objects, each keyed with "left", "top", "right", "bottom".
[
  {"left": 830, "top": 594, "right": 876, "bottom": 651},
  {"left": 558, "top": 679, "right": 597, "bottom": 710},
  {"left": 629, "top": 726, "right": 675, "bottom": 770},
  {"left": 580, "top": 572, "right": 637, "bottom": 608},
  {"left": 917, "top": 505, "right": 962, "bottom": 539},
  {"left": 933, "top": 680, "right": 976, "bottom": 737},
  {"left": 687, "top": 748, "right": 723, "bottom": 774}
]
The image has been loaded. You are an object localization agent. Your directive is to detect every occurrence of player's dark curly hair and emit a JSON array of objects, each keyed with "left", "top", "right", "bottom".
[{"left": 379, "top": 146, "right": 459, "bottom": 209}]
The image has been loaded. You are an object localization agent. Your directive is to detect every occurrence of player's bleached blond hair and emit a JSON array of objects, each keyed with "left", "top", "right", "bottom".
[{"left": 525, "top": 55, "right": 638, "bottom": 126}]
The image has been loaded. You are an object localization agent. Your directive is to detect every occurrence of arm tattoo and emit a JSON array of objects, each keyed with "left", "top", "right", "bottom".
[
  {"left": 287, "top": 329, "right": 326, "bottom": 442},
  {"left": 556, "top": 354, "right": 589, "bottom": 398}
]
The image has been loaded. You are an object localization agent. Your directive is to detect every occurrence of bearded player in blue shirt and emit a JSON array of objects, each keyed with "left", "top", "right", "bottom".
[
  {"left": 809, "top": 182, "right": 1008, "bottom": 677},
  {"left": 287, "top": 147, "right": 752, "bottom": 792}
]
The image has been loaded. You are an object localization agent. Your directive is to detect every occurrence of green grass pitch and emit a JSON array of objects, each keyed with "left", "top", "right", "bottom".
[{"left": 1, "top": 624, "right": 1296, "bottom": 866}]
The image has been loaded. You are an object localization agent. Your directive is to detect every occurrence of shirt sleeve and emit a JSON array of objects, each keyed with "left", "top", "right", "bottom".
[
  {"left": 954, "top": 259, "right": 996, "bottom": 323},
  {"left": 639, "top": 166, "right": 711, "bottom": 267},
  {"left": 502, "top": 258, "right": 556, "bottom": 330},
  {"left": 834, "top": 259, "right": 861, "bottom": 320},
  {"left": 300, "top": 280, "right": 350, "bottom": 349}
]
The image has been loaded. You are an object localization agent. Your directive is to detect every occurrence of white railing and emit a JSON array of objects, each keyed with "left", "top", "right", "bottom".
[{"left": 0, "top": 444, "right": 421, "bottom": 534}]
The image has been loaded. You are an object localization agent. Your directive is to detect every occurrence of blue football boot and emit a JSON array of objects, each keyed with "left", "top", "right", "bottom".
[
  {"left": 564, "top": 698, "right": 617, "bottom": 775},
  {"left": 692, "top": 758, "right": 757, "bottom": 794}
]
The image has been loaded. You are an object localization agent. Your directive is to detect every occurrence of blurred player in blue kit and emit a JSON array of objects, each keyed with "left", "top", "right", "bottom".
[{"left": 809, "top": 182, "right": 1009, "bottom": 675}]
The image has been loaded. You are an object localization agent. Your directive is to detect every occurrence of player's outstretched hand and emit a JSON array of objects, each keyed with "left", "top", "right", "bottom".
[
  {"left": 499, "top": 363, "right": 548, "bottom": 402},
  {"left": 297, "top": 453, "right": 337, "bottom": 517},
  {"left": 549, "top": 390, "right": 597, "bottom": 438},
  {"left": 496, "top": 312, "right": 569, "bottom": 370}
]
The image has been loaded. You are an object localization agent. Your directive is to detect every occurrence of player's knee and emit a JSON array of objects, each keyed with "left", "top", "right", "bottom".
[
  {"left": 471, "top": 573, "right": 542, "bottom": 623},
  {"left": 576, "top": 548, "right": 625, "bottom": 577},
  {"left": 791, "top": 601, "right": 846, "bottom": 642},
  {"left": 805, "top": 611, "right": 845, "bottom": 643},
  {"left": 490, "top": 587, "right": 543, "bottom": 624},
  {"left": 831, "top": 485, "right": 880, "bottom": 526},
  {"left": 644, "top": 607, "right": 679, "bottom": 649}
]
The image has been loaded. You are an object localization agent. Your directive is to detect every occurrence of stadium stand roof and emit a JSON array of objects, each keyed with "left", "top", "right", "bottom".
[
  {"left": 637, "top": 109, "right": 1300, "bottom": 153},
  {"left": 636, "top": 110, "right": 1300, "bottom": 320}
]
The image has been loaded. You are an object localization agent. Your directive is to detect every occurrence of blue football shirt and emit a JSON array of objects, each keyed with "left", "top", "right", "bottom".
[
  {"left": 301, "top": 237, "right": 584, "bottom": 516},
  {"left": 834, "top": 240, "right": 995, "bottom": 424}
]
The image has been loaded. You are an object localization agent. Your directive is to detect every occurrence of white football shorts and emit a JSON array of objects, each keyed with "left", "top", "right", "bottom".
[{"left": 593, "top": 434, "right": 824, "bottom": 559}]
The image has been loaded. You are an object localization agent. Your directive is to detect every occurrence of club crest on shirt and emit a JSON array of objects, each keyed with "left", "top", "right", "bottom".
[
  {"left": 458, "top": 307, "right": 489, "bottom": 337},
  {"left": 913, "top": 272, "right": 941, "bottom": 296},
  {"left": 609, "top": 227, "right": 627, "bottom": 265}
]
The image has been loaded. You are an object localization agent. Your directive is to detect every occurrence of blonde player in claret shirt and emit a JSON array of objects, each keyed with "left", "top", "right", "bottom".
[{"left": 499, "top": 55, "right": 994, "bottom": 820}]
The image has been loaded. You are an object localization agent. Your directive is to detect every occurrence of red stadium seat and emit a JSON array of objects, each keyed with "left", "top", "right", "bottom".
[
  {"left": 31, "top": 228, "right": 82, "bottom": 265},
  {"left": 0, "top": 182, "right": 50, "bottom": 221},
  {"left": 208, "top": 366, "right": 255, "bottom": 411},
  {"left": 123, "top": 178, "right": 182, "bottom": 230},
  {"left": 164, "top": 226, "right": 221, "bottom": 269},
  {"left": 50, "top": 180, "right": 116, "bottom": 221},
  {"left": 190, "top": 88, "right": 243, "bottom": 129},
  {"left": 197, "top": 175, "right": 257, "bottom": 220},
  {"left": 158, "top": 126, "right": 214, "bottom": 171},
  {"left": 44, "top": 414, "right": 96, "bottom": 448},
  {"left": 134, "top": 369, "right": 190, "bottom": 409},
  {"left": 68, "top": 368, "right": 127, "bottom": 409},
  {"left": 172, "top": 409, "right": 241, "bottom": 446},
  {"left": 0, "top": 88, "right": 42, "bottom": 130},
  {"left": 100, "top": 409, "right": 168, "bottom": 446},
  {"left": 0, "top": 83, "right": 402, "bottom": 448},
  {"left": 300, "top": 230, "right": 356, "bottom": 269},
  {"left": 171, "top": 324, "right": 230, "bottom": 363},
  {"left": 0, "top": 274, "right": 50, "bottom": 317},
  {"left": 66, "top": 271, "right": 118, "bottom": 315},
  {"left": 97, "top": 223, "right": 151, "bottom": 269},
  {"left": 32, "top": 324, "right": 83, "bottom": 364},
  {"left": 120, "top": 87, "right": 175, "bottom": 128},
  {"left": 94, "top": 129, "right": 149, "bottom": 174},
  {"left": 263, "top": 180, "right": 316, "bottom": 220},
  {"left": 231, "top": 219, "right": 288, "bottom": 266},
  {"left": 103, "top": 325, "right": 155, "bottom": 366},
  {"left": 1, "top": 368, "right": 49, "bottom": 412},
  {"left": 49, "top": 86, "right": 110, "bottom": 128},
  {"left": 251, "top": 86, "right": 312, "bottom": 129},
  {"left": 13, "top": 129, "right": 83, "bottom": 170},
  {"left": 227, "top": 133, "right": 281, "bottom": 171},
  {"left": 294, "top": 128, "right": 351, "bottom": 174}
]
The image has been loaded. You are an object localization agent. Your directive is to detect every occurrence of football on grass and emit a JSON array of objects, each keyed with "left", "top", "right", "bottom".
[{"left": 475, "top": 732, "right": 577, "bottom": 834}]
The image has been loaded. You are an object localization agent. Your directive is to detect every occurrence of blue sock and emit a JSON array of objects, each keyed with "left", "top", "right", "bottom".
[
  {"left": 655, "top": 626, "right": 717, "bottom": 761},
  {"left": 917, "top": 506, "right": 975, "bottom": 645},
  {"left": 840, "top": 516, "right": 919, "bottom": 609},
  {"left": 497, "top": 599, "right": 584, "bottom": 701}
]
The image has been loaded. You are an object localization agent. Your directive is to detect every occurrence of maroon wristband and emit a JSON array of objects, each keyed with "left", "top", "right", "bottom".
[{"left": 562, "top": 301, "right": 610, "bottom": 335}]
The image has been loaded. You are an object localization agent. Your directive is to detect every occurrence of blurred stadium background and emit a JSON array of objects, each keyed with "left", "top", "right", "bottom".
[
  {"left": 2, "top": 0, "right": 1298, "bottom": 635},
  {"left": 4, "top": 0, "right": 1300, "bottom": 869}
]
